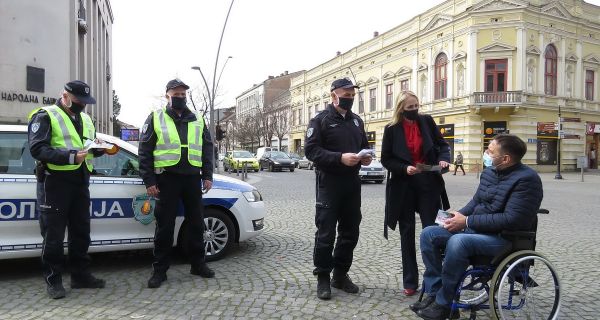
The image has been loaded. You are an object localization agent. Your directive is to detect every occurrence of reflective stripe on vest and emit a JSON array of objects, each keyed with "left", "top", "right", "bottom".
[
  {"left": 43, "top": 105, "right": 95, "bottom": 172},
  {"left": 152, "top": 109, "right": 204, "bottom": 168}
]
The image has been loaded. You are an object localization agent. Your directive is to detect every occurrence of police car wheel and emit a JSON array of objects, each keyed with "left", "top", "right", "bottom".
[
  {"left": 203, "top": 208, "right": 235, "bottom": 261},
  {"left": 178, "top": 208, "right": 235, "bottom": 262}
]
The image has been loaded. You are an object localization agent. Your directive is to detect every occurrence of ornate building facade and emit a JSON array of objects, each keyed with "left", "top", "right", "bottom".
[{"left": 289, "top": 0, "right": 600, "bottom": 171}]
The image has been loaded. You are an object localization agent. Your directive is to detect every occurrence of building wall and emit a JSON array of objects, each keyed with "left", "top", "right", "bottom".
[
  {"left": 290, "top": 0, "right": 600, "bottom": 172},
  {"left": 0, "top": 0, "right": 114, "bottom": 134}
]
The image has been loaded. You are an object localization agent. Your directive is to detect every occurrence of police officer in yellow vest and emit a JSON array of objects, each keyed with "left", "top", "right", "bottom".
[
  {"left": 139, "top": 79, "right": 215, "bottom": 288},
  {"left": 28, "top": 80, "right": 106, "bottom": 299}
]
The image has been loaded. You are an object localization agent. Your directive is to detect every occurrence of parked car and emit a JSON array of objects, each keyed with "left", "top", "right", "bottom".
[
  {"left": 223, "top": 150, "right": 260, "bottom": 172},
  {"left": 259, "top": 151, "right": 295, "bottom": 172},
  {"left": 0, "top": 125, "right": 266, "bottom": 262},
  {"left": 358, "top": 158, "right": 385, "bottom": 183},
  {"left": 297, "top": 156, "right": 313, "bottom": 170},
  {"left": 287, "top": 152, "right": 302, "bottom": 168}
]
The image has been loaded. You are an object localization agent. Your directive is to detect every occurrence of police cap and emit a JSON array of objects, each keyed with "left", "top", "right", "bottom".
[
  {"left": 64, "top": 80, "right": 96, "bottom": 104},
  {"left": 330, "top": 78, "right": 359, "bottom": 92},
  {"left": 165, "top": 78, "right": 190, "bottom": 92}
]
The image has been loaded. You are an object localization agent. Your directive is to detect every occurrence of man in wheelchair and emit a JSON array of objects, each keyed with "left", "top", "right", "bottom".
[{"left": 413, "top": 134, "right": 543, "bottom": 320}]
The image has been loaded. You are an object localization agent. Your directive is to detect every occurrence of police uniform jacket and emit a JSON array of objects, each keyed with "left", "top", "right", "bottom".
[
  {"left": 28, "top": 99, "right": 104, "bottom": 184},
  {"left": 305, "top": 104, "right": 368, "bottom": 176},
  {"left": 138, "top": 106, "right": 214, "bottom": 188}
]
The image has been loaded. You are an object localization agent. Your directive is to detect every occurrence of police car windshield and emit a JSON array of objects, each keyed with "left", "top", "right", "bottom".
[
  {"left": 271, "top": 151, "right": 289, "bottom": 159},
  {"left": 233, "top": 151, "right": 253, "bottom": 158}
]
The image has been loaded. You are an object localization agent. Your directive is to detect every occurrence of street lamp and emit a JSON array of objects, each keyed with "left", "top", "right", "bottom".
[
  {"left": 555, "top": 104, "right": 563, "bottom": 180},
  {"left": 190, "top": 0, "right": 235, "bottom": 171}
]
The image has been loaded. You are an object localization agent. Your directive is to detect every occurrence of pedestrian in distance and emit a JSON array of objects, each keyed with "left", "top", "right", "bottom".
[
  {"left": 453, "top": 151, "right": 465, "bottom": 175},
  {"left": 28, "top": 80, "right": 106, "bottom": 299},
  {"left": 380, "top": 90, "right": 451, "bottom": 297},
  {"left": 139, "top": 78, "right": 215, "bottom": 289},
  {"left": 305, "top": 78, "right": 372, "bottom": 300},
  {"left": 412, "top": 134, "right": 543, "bottom": 320}
]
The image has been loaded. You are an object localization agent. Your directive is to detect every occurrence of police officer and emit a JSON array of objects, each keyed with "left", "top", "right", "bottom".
[
  {"left": 28, "top": 80, "right": 106, "bottom": 299},
  {"left": 305, "top": 78, "right": 372, "bottom": 300},
  {"left": 139, "top": 79, "right": 215, "bottom": 288}
]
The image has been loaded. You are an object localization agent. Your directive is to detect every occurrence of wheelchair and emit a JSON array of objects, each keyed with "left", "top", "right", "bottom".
[{"left": 417, "top": 209, "right": 561, "bottom": 320}]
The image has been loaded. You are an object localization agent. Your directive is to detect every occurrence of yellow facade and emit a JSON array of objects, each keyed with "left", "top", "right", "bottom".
[{"left": 289, "top": 0, "right": 600, "bottom": 172}]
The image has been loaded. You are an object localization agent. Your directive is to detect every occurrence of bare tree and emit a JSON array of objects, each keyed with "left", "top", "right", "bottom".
[{"left": 270, "top": 91, "right": 291, "bottom": 151}]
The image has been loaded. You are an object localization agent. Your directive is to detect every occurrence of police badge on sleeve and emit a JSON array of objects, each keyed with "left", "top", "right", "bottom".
[
  {"left": 132, "top": 194, "right": 156, "bottom": 225},
  {"left": 353, "top": 119, "right": 359, "bottom": 127}
]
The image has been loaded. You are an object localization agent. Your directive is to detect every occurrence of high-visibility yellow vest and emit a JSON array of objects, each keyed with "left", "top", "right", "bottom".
[
  {"left": 42, "top": 105, "right": 95, "bottom": 172},
  {"left": 152, "top": 109, "right": 204, "bottom": 168}
]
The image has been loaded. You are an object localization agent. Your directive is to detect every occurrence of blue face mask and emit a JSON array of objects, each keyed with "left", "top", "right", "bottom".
[{"left": 483, "top": 152, "right": 493, "bottom": 167}]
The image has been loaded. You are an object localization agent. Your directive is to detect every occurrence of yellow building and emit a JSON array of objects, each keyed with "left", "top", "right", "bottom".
[{"left": 289, "top": 0, "right": 600, "bottom": 172}]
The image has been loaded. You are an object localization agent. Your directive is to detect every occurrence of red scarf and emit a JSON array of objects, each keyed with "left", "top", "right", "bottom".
[{"left": 402, "top": 119, "right": 425, "bottom": 165}]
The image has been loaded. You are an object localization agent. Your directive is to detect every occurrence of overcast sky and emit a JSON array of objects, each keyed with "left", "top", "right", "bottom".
[{"left": 111, "top": 0, "right": 600, "bottom": 128}]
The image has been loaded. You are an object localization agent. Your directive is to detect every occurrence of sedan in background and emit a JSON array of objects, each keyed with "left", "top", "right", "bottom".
[
  {"left": 287, "top": 153, "right": 302, "bottom": 168},
  {"left": 297, "top": 156, "right": 313, "bottom": 170},
  {"left": 358, "top": 158, "right": 385, "bottom": 183},
  {"left": 259, "top": 151, "right": 295, "bottom": 172},
  {"left": 224, "top": 150, "right": 260, "bottom": 172}
]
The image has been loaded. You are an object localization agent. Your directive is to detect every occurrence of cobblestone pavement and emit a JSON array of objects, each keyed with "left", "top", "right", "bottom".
[{"left": 0, "top": 168, "right": 598, "bottom": 319}]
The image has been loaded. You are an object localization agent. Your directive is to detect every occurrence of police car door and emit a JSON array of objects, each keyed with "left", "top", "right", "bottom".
[
  {"left": 89, "top": 145, "right": 156, "bottom": 250},
  {"left": 0, "top": 129, "right": 41, "bottom": 258}
]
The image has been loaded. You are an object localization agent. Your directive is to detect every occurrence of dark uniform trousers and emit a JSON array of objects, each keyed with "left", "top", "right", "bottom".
[
  {"left": 398, "top": 172, "right": 442, "bottom": 289},
  {"left": 313, "top": 170, "right": 362, "bottom": 275},
  {"left": 37, "top": 174, "right": 91, "bottom": 285},
  {"left": 152, "top": 172, "right": 205, "bottom": 273}
]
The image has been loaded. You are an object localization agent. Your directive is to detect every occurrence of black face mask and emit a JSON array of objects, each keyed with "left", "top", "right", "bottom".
[
  {"left": 403, "top": 109, "right": 419, "bottom": 120},
  {"left": 70, "top": 101, "right": 86, "bottom": 114},
  {"left": 170, "top": 96, "right": 187, "bottom": 110},
  {"left": 337, "top": 97, "right": 354, "bottom": 111}
]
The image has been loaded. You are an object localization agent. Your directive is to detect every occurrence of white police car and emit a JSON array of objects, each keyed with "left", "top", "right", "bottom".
[{"left": 0, "top": 125, "right": 265, "bottom": 261}]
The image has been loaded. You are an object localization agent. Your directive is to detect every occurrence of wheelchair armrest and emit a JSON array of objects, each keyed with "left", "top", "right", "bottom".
[{"left": 501, "top": 230, "right": 536, "bottom": 251}]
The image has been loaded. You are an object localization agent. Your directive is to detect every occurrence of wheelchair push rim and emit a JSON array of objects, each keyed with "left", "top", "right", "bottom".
[{"left": 490, "top": 250, "right": 561, "bottom": 320}]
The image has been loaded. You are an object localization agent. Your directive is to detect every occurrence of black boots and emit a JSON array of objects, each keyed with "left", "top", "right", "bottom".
[
  {"left": 316, "top": 273, "right": 331, "bottom": 300},
  {"left": 147, "top": 272, "right": 167, "bottom": 288},
  {"left": 190, "top": 263, "right": 215, "bottom": 278},
  {"left": 331, "top": 273, "right": 359, "bottom": 294},
  {"left": 46, "top": 279, "right": 66, "bottom": 299},
  {"left": 71, "top": 273, "right": 106, "bottom": 289}
]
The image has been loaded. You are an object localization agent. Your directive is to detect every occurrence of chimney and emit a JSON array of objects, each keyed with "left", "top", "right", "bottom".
[
  {"left": 284, "top": 70, "right": 288, "bottom": 75},
  {"left": 268, "top": 75, "right": 274, "bottom": 79},
  {"left": 373, "top": 31, "right": 379, "bottom": 37},
  {"left": 336, "top": 51, "right": 341, "bottom": 56}
]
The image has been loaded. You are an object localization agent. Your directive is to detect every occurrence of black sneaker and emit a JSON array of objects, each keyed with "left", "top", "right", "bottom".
[
  {"left": 47, "top": 282, "right": 66, "bottom": 299},
  {"left": 316, "top": 273, "right": 331, "bottom": 300},
  {"left": 71, "top": 274, "right": 106, "bottom": 289},
  {"left": 331, "top": 274, "right": 359, "bottom": 294},
  {"left": 147, "top": 272, "right": 167, "bottom": 288},
  {"left": 417, "top": 302, "right": 460, "bottom": 320},
  {"left": 190, "top": 264, "right": 215, "bottom": 278},
  {"left": 409, "top": 295, "right": 435, "bottom": 313}
]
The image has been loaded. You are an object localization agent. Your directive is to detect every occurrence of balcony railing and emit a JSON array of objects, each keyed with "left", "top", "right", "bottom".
[{"left": 473, "top": 91, "right": 522, "bottom": 104}]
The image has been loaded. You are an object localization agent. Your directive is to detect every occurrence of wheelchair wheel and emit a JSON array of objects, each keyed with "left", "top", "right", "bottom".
[
  {"left": 489, "top": 250, "right": 560, "bottom": 320},
  {"left": 457, "top": 273, "right": 489, "bottom": 306}
]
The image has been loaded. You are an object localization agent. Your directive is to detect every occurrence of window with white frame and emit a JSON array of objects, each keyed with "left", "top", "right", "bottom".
[
  {"left": 400, "top": 79, "right": 409, "bottom": 91},
  {"left": 369, "top": 88, "right": 377, "bottom": 112},
  {"left": 385, "top": 83, "right": 393, "bottom": 109},
  {"left": 586, "top": 70, "right": 594, "bottom": 101}
]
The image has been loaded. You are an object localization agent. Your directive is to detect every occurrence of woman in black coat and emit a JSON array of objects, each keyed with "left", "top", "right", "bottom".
[{"left": 381, "top": 90, "right": 450, "bottom": 296}]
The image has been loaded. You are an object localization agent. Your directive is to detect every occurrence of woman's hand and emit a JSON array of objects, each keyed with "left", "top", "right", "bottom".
[
  {"left": 406, "top": 166, "right": 420, "bottom": 175},
  {"left": 439, "top": 161, "right": 450, "bottom": 168}
]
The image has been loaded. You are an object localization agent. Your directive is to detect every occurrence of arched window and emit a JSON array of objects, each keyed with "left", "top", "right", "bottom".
[
  {"left": 434, "top": 53, "right": 448, "bottom": 99},
  {"left": 544, "top": 44, "right": 557, "bottom": 96}
]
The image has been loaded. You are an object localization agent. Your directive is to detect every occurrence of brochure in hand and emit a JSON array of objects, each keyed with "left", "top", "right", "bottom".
[
  {"left": 357, "top": 149, "right": 375, "bottom": 158},
  {"left": 83, "top": 139, "right": 114, "bottom": 152},
  {"left": 416, "top": 163, "right": 442, "bottom": 172},
  {"left": 435, "top": 209, "right": 453, "bottom": 226}
]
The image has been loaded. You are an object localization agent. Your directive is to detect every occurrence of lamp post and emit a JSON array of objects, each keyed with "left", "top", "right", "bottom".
[
  {"left": 555, "top": 104, "right": 563, "bottom": 180},
  {"left": 190, "top": 0, "right": 235, "bottom": 171}
]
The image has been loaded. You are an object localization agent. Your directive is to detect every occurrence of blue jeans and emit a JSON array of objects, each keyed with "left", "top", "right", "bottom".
[{"left": 420, "top": 226, "right": 509, "bottom": 306}]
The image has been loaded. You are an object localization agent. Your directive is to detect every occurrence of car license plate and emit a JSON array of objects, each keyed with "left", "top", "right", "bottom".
[{"left": 367, "top": 172, "right": 381, "bottom": 175}]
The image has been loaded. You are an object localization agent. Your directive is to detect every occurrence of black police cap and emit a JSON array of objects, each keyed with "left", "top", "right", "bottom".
[
  {"left": 330, "top": 78, "right": 359, "bottom": 92},
  {"left": 165, "top": 78, "right": 190, "bottom": 92},
  {"left": 64, "top": 80, "right": 96, "bottom": 104}
]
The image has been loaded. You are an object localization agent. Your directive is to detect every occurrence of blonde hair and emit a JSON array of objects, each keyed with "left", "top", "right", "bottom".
[{"left": 389, "top": 90, "right": 419, "bottom": 126}]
